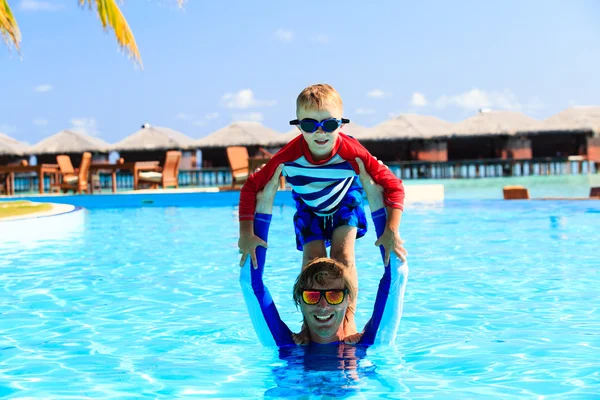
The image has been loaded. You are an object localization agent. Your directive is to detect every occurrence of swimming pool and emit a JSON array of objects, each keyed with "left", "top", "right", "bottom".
[{"left": 1, "top": 193, "right": 599, "bottom": 398}]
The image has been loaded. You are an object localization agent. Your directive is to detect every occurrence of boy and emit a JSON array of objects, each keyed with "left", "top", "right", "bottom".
[{"left": 238, "top": 83, "right": 406, "bottom": 335}]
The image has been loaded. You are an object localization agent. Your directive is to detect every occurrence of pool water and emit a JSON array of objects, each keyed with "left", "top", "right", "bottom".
[{"left": 1, "top": 197, "right": 599, "bottom": 398}]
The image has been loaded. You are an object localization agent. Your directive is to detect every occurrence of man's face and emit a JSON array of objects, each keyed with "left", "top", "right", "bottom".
[
  {"left": 296, "top": 105, "right": 344, "bottom": 161},
  {"left": 299, "top": 276, "right": 349, "bottom": 343}
]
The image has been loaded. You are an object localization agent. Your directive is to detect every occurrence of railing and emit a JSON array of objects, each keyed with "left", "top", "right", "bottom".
[
  {"left": 386, "top": 158, "right": 599, "bottom": 179},
  {"left": 8, "top": 167, "right": 232, "bottom": 194},
  {"left": 6, "top": 159, "right": 599, "bottom": 194}
]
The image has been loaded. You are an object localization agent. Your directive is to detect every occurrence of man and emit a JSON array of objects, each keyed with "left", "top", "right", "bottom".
[{"left": 240, "top": 158, "right": 408, "bottom": 346}]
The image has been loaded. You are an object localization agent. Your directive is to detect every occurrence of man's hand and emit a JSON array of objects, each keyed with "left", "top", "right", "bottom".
[
  {"left": 239, "top": 164, "right": 283, "bottom": 267},
  {"left": 375, "top": 227, "right": 407, "bottom": 264},
  {"left": 238, "top": 232, "right": 267, "bottom": 268},
  {"left": 355, "top": 157, "right": 407, "bottom": 264}
]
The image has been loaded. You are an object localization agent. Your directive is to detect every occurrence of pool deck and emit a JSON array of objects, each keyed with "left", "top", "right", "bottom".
[
  {"left": 0, "top": 183, "right": 443, "bottom": 202},
  {"left": 0, "top": 184, "right": 445, "bottom": 219}
]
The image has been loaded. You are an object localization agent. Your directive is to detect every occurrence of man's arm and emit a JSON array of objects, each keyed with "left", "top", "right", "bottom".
[
  {"left": 238, "top": 140, "right": 302, "bottom": 266},
  {"left": 353, "top": 159, "right": 409, "bottom": 346},
  {"left": 358, "top": 208, "right": 409, "bottom": 346},
  {"left": 239, "top": 170, "right": 295, "bottom": 347}
]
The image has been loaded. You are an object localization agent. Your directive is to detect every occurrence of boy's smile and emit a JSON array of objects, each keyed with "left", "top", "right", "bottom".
[{"left": 296, "top": 106, "right": 344, "bottom": 161}]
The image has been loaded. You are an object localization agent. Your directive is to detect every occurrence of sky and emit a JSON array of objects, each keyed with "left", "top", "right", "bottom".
[{"left": 1, "top": 0, "right": 599, "bottom": 145}]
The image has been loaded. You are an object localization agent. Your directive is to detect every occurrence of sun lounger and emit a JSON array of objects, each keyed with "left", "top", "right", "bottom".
[
  {"left": 137, "top": 150, "right": 182, "bottom": 189},
  {"left": 503, "top": 185, "right": 530, "bottom": 200},
  {"left": 55, "top": 152, "right": 91, "bottom": 194}
]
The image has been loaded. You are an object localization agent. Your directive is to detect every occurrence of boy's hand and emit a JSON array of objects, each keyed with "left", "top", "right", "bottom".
[
  {"left": 375, "top": 228, "right": 407, "bottom": 265},
  {"left": 238, "top": 232, "right": 267, "bottom": 268}
]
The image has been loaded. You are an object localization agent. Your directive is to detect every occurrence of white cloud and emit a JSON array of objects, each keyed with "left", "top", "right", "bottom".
[
  {"left": 274, "top": 29, "right": 293, "bottom": 42},
  {"left": 433, "top": 89, "right": 547, "bottom": 112},
  {"left": 69, "top": 117, "right": 100, "bottom": 136},
  {"left": 356, "top": 108, "right": 376, "bottom": 115},
  {"left": 410, "top": 92, "right": 428, "bottom": 107},
  {"left": 221, "top": 89, "right": 276, "bottom": 109},
  {"left": 19, "top": 1, "right": 63, "bottom": 11},
  {"left": 34, "top": 84, "right": 53, "bottom": 93},
  {"left": 0, "top": 124, "right": 17, "bottom": 134},
  {"left": 232, "top": 112, "right": 264, "bottom": 122},
  {"left": 193, "top": 112, "right": 219, "bottom": 126},
  {"left": 367, "top": 89, "right": 391, "bottom": 98},
  {"left": 175, "top": 113, "right": 189, "bottom": 120},
  {"left": 313, "top": 34, "right": 329, "bottom": 44},
  {"left": 33, "top": 118, "right": 48, "bottom": 127},
  {"left": 434, "top": 88, "right": 522, "bottom": 111}
]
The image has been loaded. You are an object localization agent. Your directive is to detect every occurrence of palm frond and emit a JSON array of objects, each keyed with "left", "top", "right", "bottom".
[
  {"left": 79, "top": 0, "right": 143, "bottom": 68},
  {"left": 0, "top": 0, "right": 21, "bottom": 51}
]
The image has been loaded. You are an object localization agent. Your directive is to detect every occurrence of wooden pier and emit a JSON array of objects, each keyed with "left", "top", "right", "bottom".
[{"left": 386, "top": 157, "right": 599, "bottom": 180}]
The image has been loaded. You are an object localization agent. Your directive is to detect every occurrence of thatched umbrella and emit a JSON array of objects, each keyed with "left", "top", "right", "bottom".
[
  {"left": 450, "top": 110, "right": 541, "bottom": 137},
  {"left": 0, "top": 133, "right": 30, "bottom": 156},
  {"left": 268, "top": 128, "right": 300, "bottom": 147},
  {"left": 111, "top": 123, "right": 196, "bottom": 151},
  {"left": 522, "top": 106, "right": 600, "bottom": 135},
  {"left": 195, "top": 121, "right": 281, "bottom": 148},
  {"left": 30, "top": 130, "right": 110, "bottom": 154},
  {"left": 362, "top": 114, "right": 454, "bottom": 141}
]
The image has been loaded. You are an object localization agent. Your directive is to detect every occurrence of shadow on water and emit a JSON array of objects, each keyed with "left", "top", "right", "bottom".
[{"left": 264, "top": 343, "right": 400, "bottom": 398}]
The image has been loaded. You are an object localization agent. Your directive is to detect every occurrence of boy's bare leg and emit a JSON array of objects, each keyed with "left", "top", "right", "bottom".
[
  {"left": 302, "top": 240, "right": 327, "bottom": 267},
  {"left": 330, "top": 225, "right": 358, "bottom": 336}
]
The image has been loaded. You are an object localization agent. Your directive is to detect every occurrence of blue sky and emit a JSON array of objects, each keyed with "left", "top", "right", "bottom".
[{"left": 1, "top": 0, "right": 599, "bottom": 145}]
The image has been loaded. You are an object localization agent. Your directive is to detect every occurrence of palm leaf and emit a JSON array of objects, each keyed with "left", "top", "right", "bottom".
[
  {"left": 79, "top": 0, "right": 143, "bottom": 68},
  {"left": 0, "top": 0, "right": 21, "bottom": 51}
]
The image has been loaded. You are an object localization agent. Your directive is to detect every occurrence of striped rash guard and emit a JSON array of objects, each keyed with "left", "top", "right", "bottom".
[
  {"left": 239, "top": 208, "right": 409, "bottom": 347},
  {"left": 239, "top": 133, "right": 405, "bottom": 221}
]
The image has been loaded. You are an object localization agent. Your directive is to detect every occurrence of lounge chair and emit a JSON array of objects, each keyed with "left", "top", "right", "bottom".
[
  {"left": 56, "top": 152, "right": 92, "bottom": 194},
  {"left": 137, "top": 150, "right": 182, "bottom": 189},
  {"left": 226, "top": 146, "right": 276, "bottom": 188},
  {"left": 503, "top": 185, "right": 530, "bottom": 200},
  {"left": 226, "top": 146, "right": 251, "bottom": 188}
]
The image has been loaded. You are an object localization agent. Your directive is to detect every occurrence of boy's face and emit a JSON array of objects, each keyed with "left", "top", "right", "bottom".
[{"left": 296, "top": 105, "right": 344, "bottom": 161}]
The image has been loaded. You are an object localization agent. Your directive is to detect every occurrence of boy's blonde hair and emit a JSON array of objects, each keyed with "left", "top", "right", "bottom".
[{"left": 296, "top": 84, "right": 343, "bottom": 112}]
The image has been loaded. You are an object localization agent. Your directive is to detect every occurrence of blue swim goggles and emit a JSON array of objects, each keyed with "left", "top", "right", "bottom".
[{"left": 290, "top": 118, "right": 350, "bottom": 133}]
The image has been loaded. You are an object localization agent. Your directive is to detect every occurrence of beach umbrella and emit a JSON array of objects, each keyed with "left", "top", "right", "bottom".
[
  {"left": 268, "top": 128, "right": 301, "bottom": 147},
  {"left": 0, "top": 133, "right": 30, "bottom": 156},
  {"left": 450, "top": 110, "right": 541, "bottom": 137},
  {"left": 362, "top": 114, "right": 454, "bottom": 141},
  {"left": 111, "top": 123, "right": 196, "bottom": 151},
  {"left": 195, "top": 121, "right": 282, "bottom": 148},
  {"left": 30, "top": 130, "right": 110, "bottom": 154},
  {"left": 522, "top": 106, "right": 600, "bottom": 135}
]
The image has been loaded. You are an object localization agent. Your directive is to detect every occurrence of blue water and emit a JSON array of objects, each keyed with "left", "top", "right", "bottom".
[{"left": 1, "top": 196, "right": 599, "bottom": 398}]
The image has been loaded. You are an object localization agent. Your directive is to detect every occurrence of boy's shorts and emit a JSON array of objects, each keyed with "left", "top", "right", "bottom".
[{"left": 293, "top": 188, "right": 368, "bottom": 251}]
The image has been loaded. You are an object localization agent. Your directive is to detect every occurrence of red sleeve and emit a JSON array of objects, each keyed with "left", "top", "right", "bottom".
[
  {"left": 337, "top": 133, "right": 405, "bottom": 211},
  {"left": 239, "top": 137, "right": 304, "bottom": 221}
]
